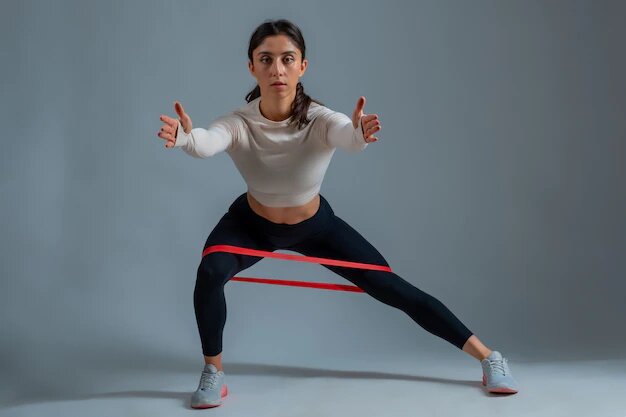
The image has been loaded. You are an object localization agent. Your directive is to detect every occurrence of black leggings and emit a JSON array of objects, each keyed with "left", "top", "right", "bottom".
[{"left": 194, "top": 192, "right": 474, "bottom": 356}]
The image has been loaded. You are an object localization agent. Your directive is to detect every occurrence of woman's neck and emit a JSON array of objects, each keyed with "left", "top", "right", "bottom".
[{"left": 259, "top": 93, "right": 296, "bottom": 121}]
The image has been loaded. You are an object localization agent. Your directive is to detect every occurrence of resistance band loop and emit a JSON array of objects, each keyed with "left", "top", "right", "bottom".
[{"left": 202, "top": 244, "right": 393, "bottom": 293}]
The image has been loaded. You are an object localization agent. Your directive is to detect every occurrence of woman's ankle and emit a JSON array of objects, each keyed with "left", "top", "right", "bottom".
[{"left": 204, "top": 353, "right": 223, "bottom": 371}]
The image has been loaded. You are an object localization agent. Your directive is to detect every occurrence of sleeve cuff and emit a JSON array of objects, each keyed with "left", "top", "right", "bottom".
[
  {"left": 355, "top": 117, "right": 368, "bottom": 149},
  {"left": 174, "top": 120, "right": 191, "bottom": 147}
]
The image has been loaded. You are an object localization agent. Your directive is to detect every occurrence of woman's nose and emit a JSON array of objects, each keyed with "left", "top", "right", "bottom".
[{"left": 270, "top": 61, "right": 285, "bottom": 76}]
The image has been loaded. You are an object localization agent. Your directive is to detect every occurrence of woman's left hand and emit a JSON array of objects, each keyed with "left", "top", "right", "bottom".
[{"left": 352, "top": 96, "right": 381, "bottom": 143}]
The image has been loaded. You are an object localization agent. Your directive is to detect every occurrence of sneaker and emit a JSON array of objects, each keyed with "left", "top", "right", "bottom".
[
  {"left": 190, "top": 363, "right": 228, "bottom": 409},
  {"left": 481, "top": 350, "right": 519, "bottom": 394}
]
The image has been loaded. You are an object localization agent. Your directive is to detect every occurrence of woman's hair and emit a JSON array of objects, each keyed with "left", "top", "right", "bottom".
[{"left": 245, "top": 19, "right": 324, "bottom": 130}]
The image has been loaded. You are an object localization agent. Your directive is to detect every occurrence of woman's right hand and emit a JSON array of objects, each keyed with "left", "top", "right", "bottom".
[{"left": 158, "top": 101, "right": 193, "bottom": 148}]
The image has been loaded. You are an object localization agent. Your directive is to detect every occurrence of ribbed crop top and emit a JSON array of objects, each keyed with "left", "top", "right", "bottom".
[{"left": 174, "top": 96, "right": 369, "bottom": 207}]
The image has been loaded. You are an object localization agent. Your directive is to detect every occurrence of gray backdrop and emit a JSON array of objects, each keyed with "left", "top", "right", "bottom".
[{"left": 2, "top": 0, "right": 625, "bottom": 402}]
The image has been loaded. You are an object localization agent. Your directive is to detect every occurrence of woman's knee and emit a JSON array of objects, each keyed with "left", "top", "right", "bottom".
[
  {"left": 352, "top": 270, "right": 400, "bottom": 299},
  {"left": 196, "top": 252, "right": 238, "bottom": 289},
  {"left": 360, "top": 271, "right": 428, "bottom": 306}
]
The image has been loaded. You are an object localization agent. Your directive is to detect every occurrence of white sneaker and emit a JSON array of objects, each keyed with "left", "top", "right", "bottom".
[
  {"left": 190, "top": 364, "right": 228, "bottom": 408},
  {"left": 481, "top": 350, "right": 519, "bottom": 394}
]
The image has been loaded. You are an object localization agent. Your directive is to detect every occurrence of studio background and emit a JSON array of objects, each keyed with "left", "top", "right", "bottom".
[{"left": 2, "top": 0, "right": 624, "bottom": 404}]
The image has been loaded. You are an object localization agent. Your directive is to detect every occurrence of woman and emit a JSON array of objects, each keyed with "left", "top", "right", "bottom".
[{"left": 157, "top": 19, "right": 519, "bottom": 409}]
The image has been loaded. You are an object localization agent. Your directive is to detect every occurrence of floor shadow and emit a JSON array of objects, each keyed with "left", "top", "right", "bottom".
[
  {"left": 225, "top": 361, "right": 479, "bottom": 386},
  {"left": 2, "top": 362, "right": 484, "bottom": 409},
  {"left": 1, "top": 390, "right": 191, "bottom": 410}
]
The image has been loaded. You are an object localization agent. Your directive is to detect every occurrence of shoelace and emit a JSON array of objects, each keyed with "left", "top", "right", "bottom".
[
  {"left": 199, "top": 370, "right": 220, "bottom": 390},
  {"left": 487, "top": 357, "right": 508, "bottom": 376}
]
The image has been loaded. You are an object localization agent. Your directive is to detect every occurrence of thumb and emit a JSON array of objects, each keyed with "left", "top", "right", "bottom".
[
  {"left": 352, "top": 96, "right": 366, "bottom": 128},
  {"left": 175, "top": 101, "right": 192, "bottom": 133},
  {"left": 174, "top": 101, "right": 187, "bottom": 119}
]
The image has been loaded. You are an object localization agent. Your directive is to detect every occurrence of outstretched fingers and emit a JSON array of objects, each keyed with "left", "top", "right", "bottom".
[
  {"left": 362, "top": 114, "right": 381, "bottom": 141},
  {"left": 160, "top": 114, "right": 178, "bottom": 128}
]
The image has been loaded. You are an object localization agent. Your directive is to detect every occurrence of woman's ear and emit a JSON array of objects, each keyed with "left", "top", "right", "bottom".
[{"left": 299, "top": 58, "right": 308, "bottom": 76}]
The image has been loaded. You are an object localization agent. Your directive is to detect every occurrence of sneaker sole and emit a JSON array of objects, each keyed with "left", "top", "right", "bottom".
[
  {"left": 482, "top": 374, "right": 518, "bottom": 394},
  {"left": 191, "top": 384, "right": 228, "bottom": 409}
]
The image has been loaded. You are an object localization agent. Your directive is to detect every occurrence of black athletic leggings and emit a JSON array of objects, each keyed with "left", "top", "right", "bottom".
[{"left": 194, "top": 192, "right": 474, "bottom": 356}]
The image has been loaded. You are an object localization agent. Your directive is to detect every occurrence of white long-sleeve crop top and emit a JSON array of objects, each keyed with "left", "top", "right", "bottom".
[{"left": 174, "top": 96, "right": 369, "bottom": 207}]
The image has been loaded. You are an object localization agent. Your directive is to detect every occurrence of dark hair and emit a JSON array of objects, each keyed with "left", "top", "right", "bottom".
[{"left": 245, "top": 19, "right": 324, "bottom": 130}]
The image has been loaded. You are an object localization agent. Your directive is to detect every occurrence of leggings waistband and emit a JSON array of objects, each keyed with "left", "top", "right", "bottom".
[{"left": 228, "top": 192, "right": 333, "bottom": 237}]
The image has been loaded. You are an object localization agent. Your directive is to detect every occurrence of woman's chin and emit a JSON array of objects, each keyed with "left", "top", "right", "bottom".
[{"left": 263, "top": 87, "right": 292, "bottom": 96}]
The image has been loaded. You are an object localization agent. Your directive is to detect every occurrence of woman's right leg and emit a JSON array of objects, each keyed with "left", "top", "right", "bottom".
[{"left": 194, "top": 208, "right": 274, "bottom": 369}]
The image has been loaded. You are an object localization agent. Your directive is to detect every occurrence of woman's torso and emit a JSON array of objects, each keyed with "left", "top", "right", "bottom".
[
  {"left": 246, "top": 192, "right": 320, "bottom": 225},
  {"left": 227, "top": 98, "right": 335, "bottom": 209}
]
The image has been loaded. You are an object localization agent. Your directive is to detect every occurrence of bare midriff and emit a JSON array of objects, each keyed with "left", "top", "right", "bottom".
[{"left": 246, "top": 192, "right": 321, "bottom": 225}]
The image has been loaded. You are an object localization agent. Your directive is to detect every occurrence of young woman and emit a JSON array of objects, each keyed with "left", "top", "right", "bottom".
[{"left": 157, "top": 19, "right": 519, "bottom": 409}]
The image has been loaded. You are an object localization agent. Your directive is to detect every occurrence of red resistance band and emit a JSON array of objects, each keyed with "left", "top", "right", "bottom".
[{"left": 202, "top": 244, "right": 394, "bottom": 293}]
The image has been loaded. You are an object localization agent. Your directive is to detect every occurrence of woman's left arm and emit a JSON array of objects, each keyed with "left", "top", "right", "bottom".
[{"left": 326, "top": 96, "right": 381, "bottom": 152}]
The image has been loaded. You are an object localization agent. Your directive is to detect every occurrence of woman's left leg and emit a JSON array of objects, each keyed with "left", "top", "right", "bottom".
[{"left": 289, "top": 210, "right": 475, "bottom": 352}]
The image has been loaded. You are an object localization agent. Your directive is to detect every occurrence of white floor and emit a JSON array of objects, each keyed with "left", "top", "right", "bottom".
[{"left": 2, "top": 354, "right": 626, "bottom": 417}]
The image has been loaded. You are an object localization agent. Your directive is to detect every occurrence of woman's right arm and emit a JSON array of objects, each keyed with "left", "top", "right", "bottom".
[
  {"left": 158, "top": 101, "right": 236, "bottom": 158},
  {"left": 173, "top": 117, "right": 236, "bottom": 158}
]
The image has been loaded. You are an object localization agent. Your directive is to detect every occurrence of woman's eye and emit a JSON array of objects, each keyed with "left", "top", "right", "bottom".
[{"left": 260, "top": 56, "right": 294, "bottom": 64}]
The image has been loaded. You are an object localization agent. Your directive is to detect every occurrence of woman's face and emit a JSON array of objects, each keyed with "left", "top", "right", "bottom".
[{"left": 248, "top": 34, "right": 308, "bottom": 99}]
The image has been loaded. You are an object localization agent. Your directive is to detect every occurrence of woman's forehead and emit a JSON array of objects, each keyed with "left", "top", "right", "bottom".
[{"left": 255, "top": 35, "right": 299, "bottom": 55}]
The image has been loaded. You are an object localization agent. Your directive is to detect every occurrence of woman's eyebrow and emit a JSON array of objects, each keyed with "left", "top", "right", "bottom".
[{"left": 257, "top": 50, "right": 297, "bottom": 56}]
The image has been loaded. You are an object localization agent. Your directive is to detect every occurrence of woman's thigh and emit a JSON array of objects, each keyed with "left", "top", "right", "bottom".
[
  {"left": 288, "top": 213, "right": 429, "bottom": 312},
  {"left": 198, "top": 210, "right": 276, "bottom": 282},
  {"left": 288, "top": 213, "right": 395, "bottom": 286}
]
